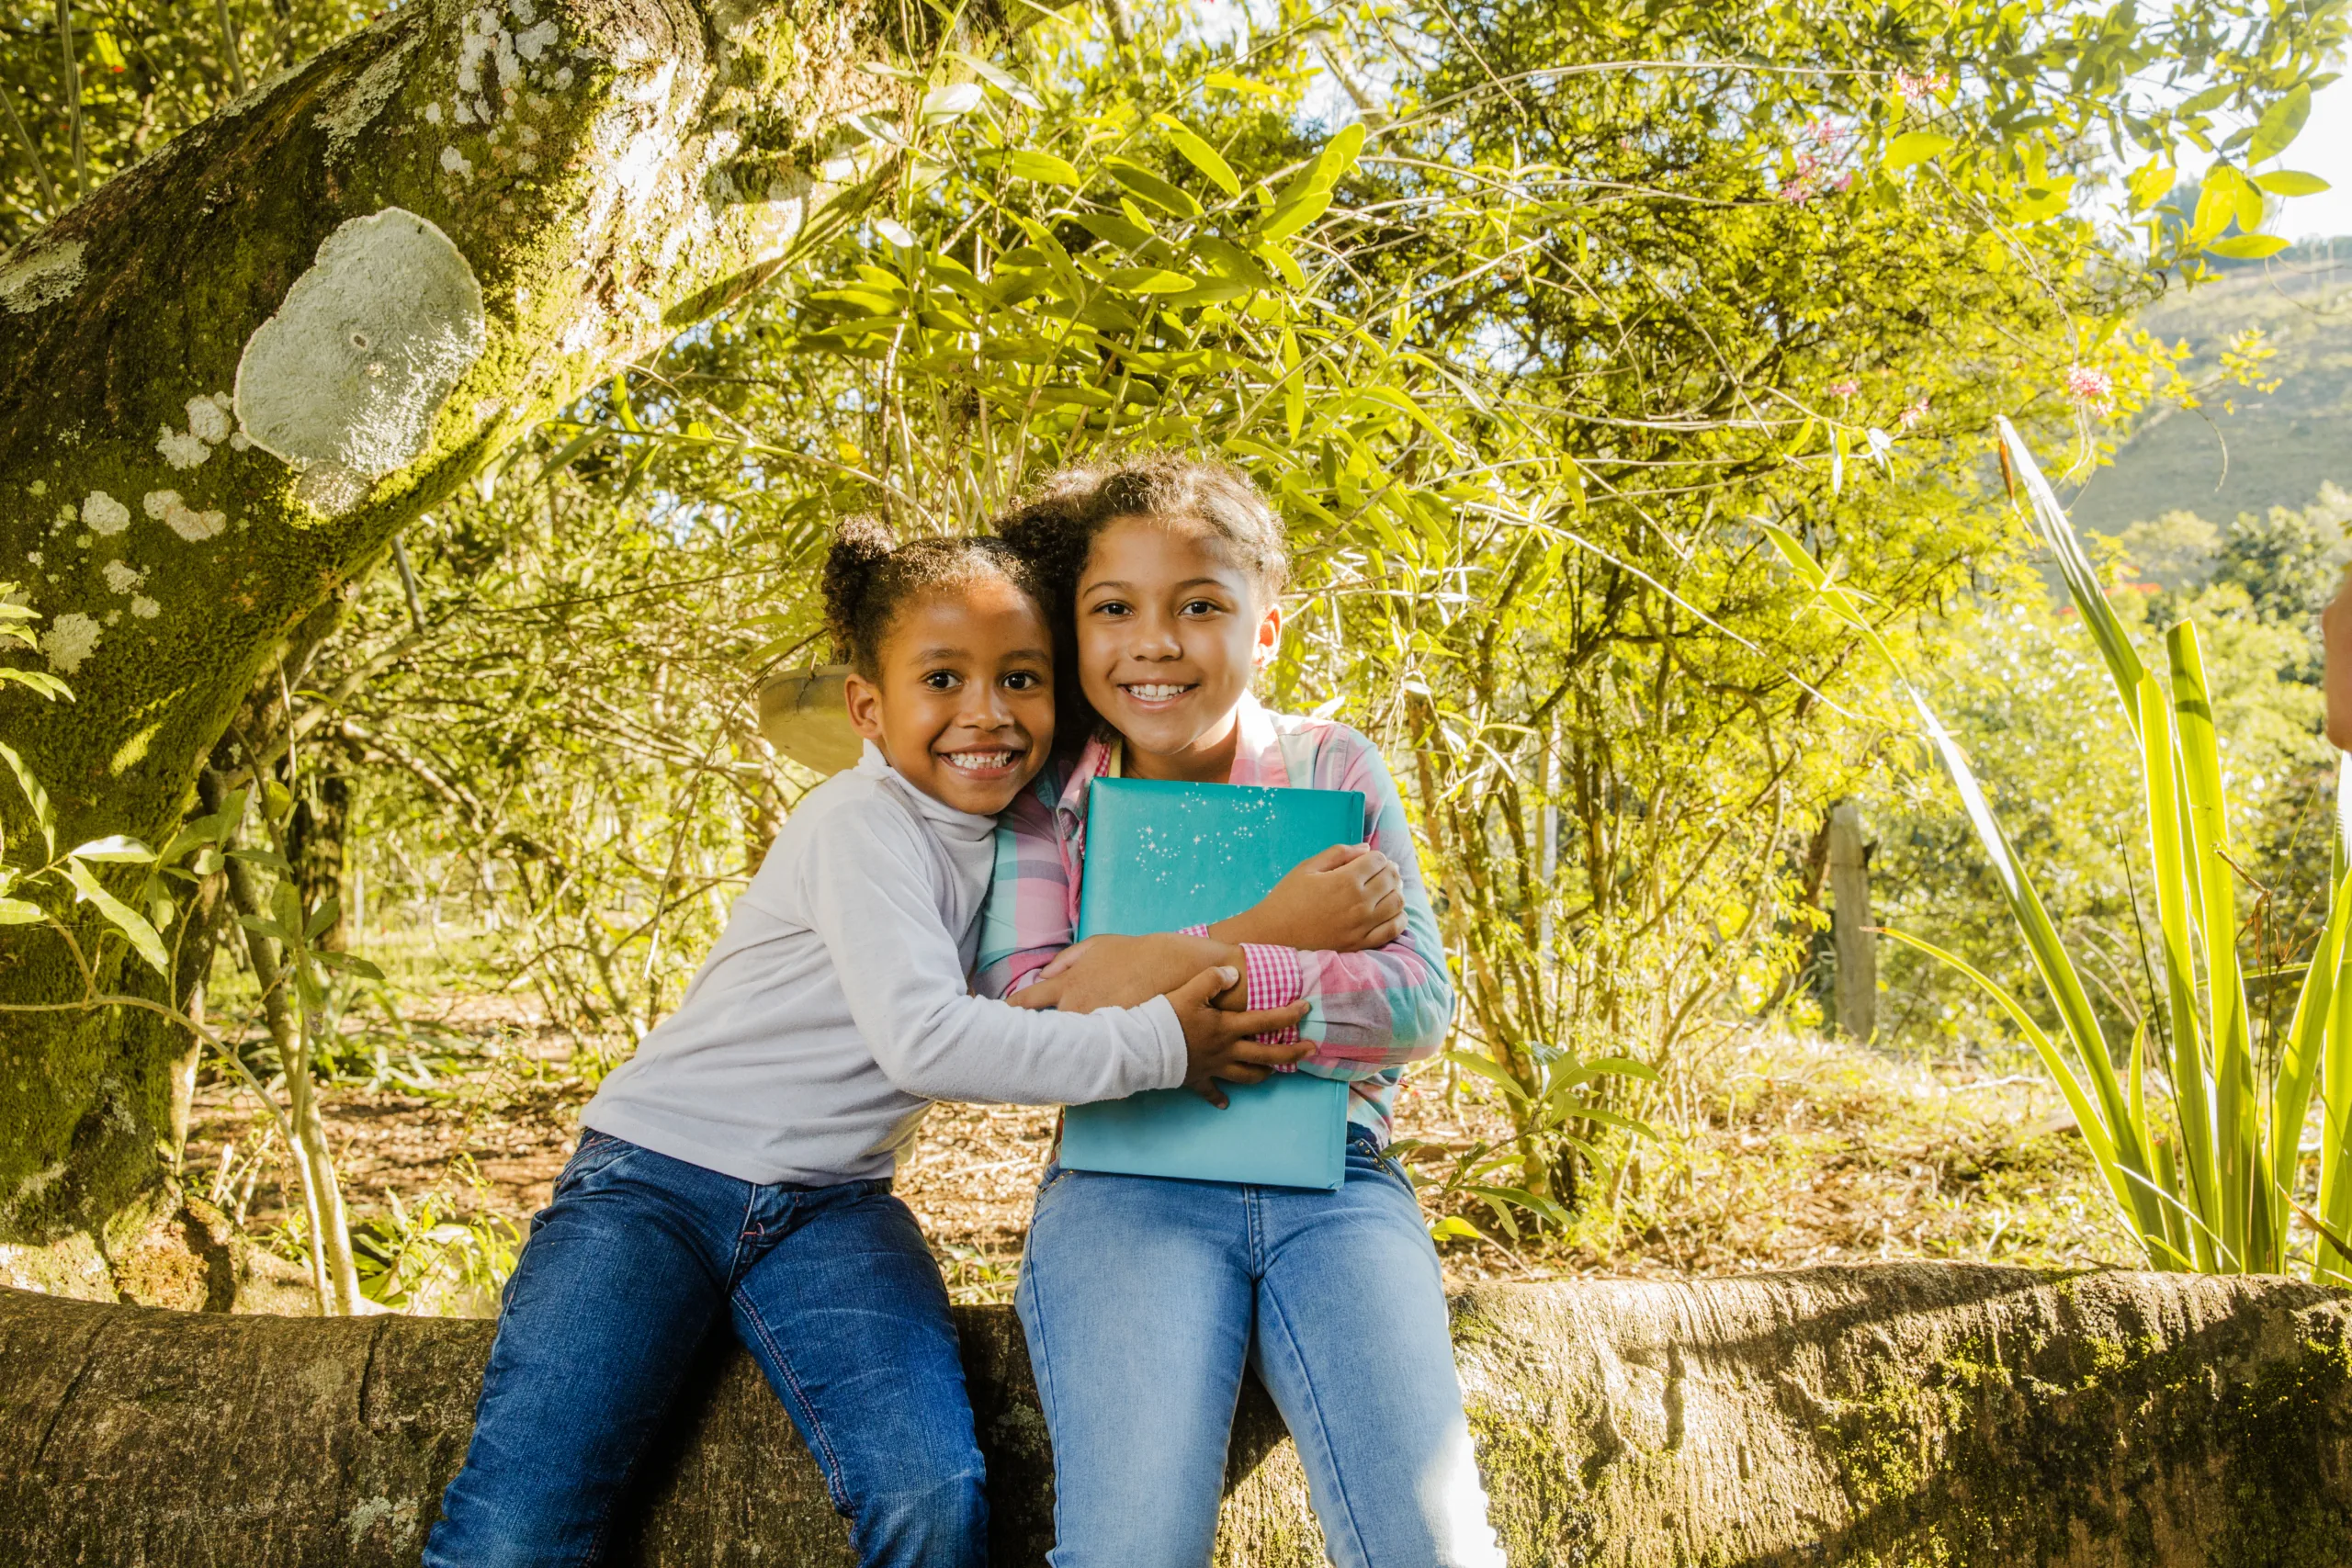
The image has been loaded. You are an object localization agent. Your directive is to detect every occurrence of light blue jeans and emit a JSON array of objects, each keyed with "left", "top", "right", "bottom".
[{"left": 1015, "top": 1129, "right": 1503, "bottom": 1568}]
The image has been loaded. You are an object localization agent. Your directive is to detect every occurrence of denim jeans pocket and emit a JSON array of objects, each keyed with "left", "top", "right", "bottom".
[{"left": 554, "top": 1128, "right": 637, "bottom": 1195}]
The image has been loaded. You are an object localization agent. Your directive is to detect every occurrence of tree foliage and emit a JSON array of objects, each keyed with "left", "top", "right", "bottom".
[{"left": 6, "top": 0, "right": 2345, "bottom": 1245}]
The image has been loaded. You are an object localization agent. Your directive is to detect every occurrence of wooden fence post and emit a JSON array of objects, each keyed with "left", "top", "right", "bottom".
[{"left": 1828, "top": 799, "right": 1875, "bottom": 1043}]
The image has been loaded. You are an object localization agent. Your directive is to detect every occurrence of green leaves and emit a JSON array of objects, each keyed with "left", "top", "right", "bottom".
[
  {"left": 1002, "top": 149, "right": 1080, "bottom": 186},
  {"left": 2126, "top": 159, "right": 2177, "bottom": 212},
  {"left": 1104, "top": 156, "right": 1200, "bottom": 218},
  {"left": 1883, "top": 130, "right": 1953, "bottom": 169},
  {"left": 2208, "top": 233, "right": 2290, "bottom": 259},
  {"left": 1249, "top": 119, "right": 1366, "bottom": 243},
  {"left": 1153, "top": 113, "right": 1239, "bottom": 197},
  {"left": 2246, "top": 82, "right": 2312, "bottom": 165},
  {"left": 65, "top": 858, "right": 167, "bottom": 975},
  {"left": 2254, "top": 169, "right": 2330, "bottom": 197},
  {"left": 0, "top": 739, "right": 56, "bottom": 859},
  {"left": 69, "top": 835, "right": 153, "bottom": 863}
]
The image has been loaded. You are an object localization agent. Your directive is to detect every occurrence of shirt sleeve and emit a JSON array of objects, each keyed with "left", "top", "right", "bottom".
[
  {"left": 1282, "top": 740, "right": 1456, "bottom": 1082},
  {"left": 974, "top": 784, "right": 1073, "bottom": 999},
  {"left": 805, "top": 794, "right": 1183, "bottom": 1105}
]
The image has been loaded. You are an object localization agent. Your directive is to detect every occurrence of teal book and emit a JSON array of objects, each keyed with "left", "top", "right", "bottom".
[{"left": 1058, "top": 776, "right": 1362, "bottom": 1190}]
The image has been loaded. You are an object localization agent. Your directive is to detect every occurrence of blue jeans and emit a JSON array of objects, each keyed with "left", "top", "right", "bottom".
[
  {"left": 1015, "top": 1131, "right": 1502, "bottom": 1568},
  {"left": 423, "top": 1131, "right": 985, "bottom": 1568}
]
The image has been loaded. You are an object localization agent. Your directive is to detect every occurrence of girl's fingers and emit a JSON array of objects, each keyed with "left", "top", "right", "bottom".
[
  {"left": 1298, "top": 843, "right": 1364, "bottom": 874},
  {"left": 1038, "top": 936, "right": 1098, "bottom": 978},
  {"left": 1230, "top": 1035, "right": 1314, "bottom": 1065},
  {"left": 1011, "top": 978, "right": 1063, "bottom": 1010},
  {"left": 1224, "top": 1001, "right": 1312, "bottom": 1042}
]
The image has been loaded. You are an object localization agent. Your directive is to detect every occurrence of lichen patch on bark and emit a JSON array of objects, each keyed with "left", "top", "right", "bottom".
[
  {"left": 317, "top": 33, "right": 424, "bottom": 161},
  {"left": 232, "top": 209, "right": 488, "bottom": 516},
  {"left": 80, "top": 492, "right": 129, "bottom": 536},
  {"left": 142, "top": 491, "right": 228, "bottom": 543},
  {"left": 0, "top": 240, "right": 86, "bottom": 315}
]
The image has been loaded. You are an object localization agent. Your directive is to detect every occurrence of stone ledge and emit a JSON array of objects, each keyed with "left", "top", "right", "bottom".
[{"left": 0, "top": 1263, "right": 2346, "bottom": 1565}]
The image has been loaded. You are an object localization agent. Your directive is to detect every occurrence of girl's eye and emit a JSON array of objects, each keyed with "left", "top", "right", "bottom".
[
  {"left": 1181, "top": 599, "right": 1221, "bottom": 617},
  {"left": 1003, "top": 671, "right": 1041, "bottom": 691},
  {"left": 922, "top": 671, "right": 960, "bottom": 691},
  {"left": 1091, "top": 599, "right": 1131, "bottom": 617}
]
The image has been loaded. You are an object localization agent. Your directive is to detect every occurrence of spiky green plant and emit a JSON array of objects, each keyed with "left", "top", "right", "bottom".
[{"left": 1769, "top": 421, "right": 2352, "bottom": 1279}]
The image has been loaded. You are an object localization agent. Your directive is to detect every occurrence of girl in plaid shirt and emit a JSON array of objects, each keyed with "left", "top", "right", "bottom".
[{"left": 978, "top": 456, "right": 1502, "bottom": 1568}]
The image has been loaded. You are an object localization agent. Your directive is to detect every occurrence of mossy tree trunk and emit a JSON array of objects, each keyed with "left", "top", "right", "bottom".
[
  {"left": 0, "top": 0, "right": 949, "bottom": 1294},
  {"left": 1, "top": 1265, "right": 2346, "bottom": 1564}
]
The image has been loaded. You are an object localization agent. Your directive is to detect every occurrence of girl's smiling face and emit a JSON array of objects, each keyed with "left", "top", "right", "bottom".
[
  {"left": 1074, "top": 515, "right": 1282, "bottom": 783},
  {"left": 843, "top": 579, "right": 1057, "bottom": 815}
]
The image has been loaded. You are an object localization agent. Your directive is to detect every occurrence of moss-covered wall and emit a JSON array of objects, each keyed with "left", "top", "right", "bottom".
[{"left": 0, "top": 0, "right": 927, "bottom": 1264}]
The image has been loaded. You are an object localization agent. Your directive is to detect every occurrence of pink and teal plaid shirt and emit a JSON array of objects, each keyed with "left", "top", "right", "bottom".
[{"left": 975, "top": 694, "right": 1454, "bottom": 1144}]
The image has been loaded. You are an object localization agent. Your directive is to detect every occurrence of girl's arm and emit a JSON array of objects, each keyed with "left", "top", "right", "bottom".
[
  {"left": 809, "top": 794, "right": 1185, "bottom": 1105},
  {"left": 974, "top": 786, "right": 1076, "bottom": 999},
  {"left": 1217, "top": 741, "right": 1455, "bottom": 1081}
]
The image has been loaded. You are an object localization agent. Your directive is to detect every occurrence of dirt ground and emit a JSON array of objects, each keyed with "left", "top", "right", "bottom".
[{"left": 185, "top": 993, "right": 2125, "bottom": 1313}]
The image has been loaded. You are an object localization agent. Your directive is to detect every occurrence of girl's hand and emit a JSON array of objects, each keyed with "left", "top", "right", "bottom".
[
  {"left": 1166, "top": 966, "right": 1314, "bottom": 1107},
  {"left": 1011, "top": 933, "right": 1249, "bottom": 1013},
  {"left": 1212, "top": 842, "right": 1405, "bottom": 953}
]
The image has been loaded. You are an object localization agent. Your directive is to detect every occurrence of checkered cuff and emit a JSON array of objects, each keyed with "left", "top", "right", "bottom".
[{"left": 1238, "top": 942, "right": 1305, "bottom": 1049}]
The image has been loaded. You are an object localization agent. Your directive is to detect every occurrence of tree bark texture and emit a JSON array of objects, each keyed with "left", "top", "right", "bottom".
[
  {"left": 0, "top": 0, "right": 932, "bottom": 1270},
  {"left": 0, "top": 1263, "right": 2346, "bottom": 1565}
]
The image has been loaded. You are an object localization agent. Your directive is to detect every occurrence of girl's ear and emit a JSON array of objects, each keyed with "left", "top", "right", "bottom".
[
  {"left": 842, "top": 670, "right": 887, "bottom": 743},
  {"left": 1250, "top": 597, "right": 1284, "bottom": 673}
]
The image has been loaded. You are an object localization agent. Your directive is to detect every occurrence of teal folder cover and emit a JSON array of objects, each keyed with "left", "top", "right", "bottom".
[{"left": 1058, "top": 776, "right": 1362, "bottom": 1190}]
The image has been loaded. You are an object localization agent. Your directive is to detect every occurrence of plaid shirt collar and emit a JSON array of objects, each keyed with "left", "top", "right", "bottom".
[{"left": 1051, "top": 691, "right": 1292, "bottom": 830}]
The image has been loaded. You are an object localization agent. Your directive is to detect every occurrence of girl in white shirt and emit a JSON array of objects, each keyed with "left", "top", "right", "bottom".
[{"left": 424, "top": 519, "right": 1310, "bottom": 1568}]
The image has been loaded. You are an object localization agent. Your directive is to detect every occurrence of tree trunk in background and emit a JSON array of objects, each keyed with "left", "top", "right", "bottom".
[
  {"left": 0, "top": 0, "right": 953, "bottom": 1294},
  {"left": 289, "top": 765, "right": 353, "bottom": 953},
  {"left": 1828, "top": 799, "right": 1875, "bottom": 1043},
  {"left": 1, "top": 1266, "right": 2346, "bottom": 1564}
]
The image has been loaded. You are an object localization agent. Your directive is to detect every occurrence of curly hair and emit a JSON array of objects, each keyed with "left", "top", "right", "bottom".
[
  {"left": 993, "top": 452, "right": 1290, "bottom": 615},
  {"left": 820, "top": 516, "right": 1046, "bottom": 680},
  {"left": 992, "top": 453, "right": 1290, "bottom": 750}
]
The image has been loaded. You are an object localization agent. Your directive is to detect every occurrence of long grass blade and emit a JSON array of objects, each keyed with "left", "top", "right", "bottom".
[
  {"left": 1911, "top": 690, "right": 2165, "bottom": 1226},
  {"left": 1996, "top": 418, "right": 2146, "bottom": 725},
  {"left": 2137, "top": 671, "right": 2219, "bottom": 1269},
  {"left": 2322, "top": 759, "right": 2352, "bottom": 1283},
  {"left": 2271, "top": 864, "right": 2348, "bottom": 1256},
  {"left": 1882, "top": 928, "right": 2160, "bottom": 1252},
  {"left": 2167, "top": 622, "right": 2261, "bottom": 1271}
]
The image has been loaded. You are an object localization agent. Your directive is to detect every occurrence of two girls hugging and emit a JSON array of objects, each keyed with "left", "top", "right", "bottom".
[{"left": 422, "top": 456, "right": 1505, "bottom": 1568}]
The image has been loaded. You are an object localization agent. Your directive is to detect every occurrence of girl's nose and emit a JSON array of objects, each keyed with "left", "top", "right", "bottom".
[
  {"left": 1131, "top": 615, "right": 1182, "bottom": 659},
  {"left": 962, "top": 682, "right": 1015, "bottom": 728}
]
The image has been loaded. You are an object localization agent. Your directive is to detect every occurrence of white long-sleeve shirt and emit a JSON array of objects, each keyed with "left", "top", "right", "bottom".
[{"left": 584, "top": 743, "right": 1185, "bottom": 1186}]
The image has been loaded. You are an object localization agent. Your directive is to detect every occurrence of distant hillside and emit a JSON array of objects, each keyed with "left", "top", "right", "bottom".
[{"left": 2064, "top": 247, "right": 2352, "bottom": 535}]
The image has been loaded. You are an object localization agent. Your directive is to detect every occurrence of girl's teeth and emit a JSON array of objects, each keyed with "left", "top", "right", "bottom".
[
  {"left": 945, "top": 751, "right": 1012, "bottom": 771},
  {"left": 1128, "top": 684, "right": 1186, "bottom": 700}
]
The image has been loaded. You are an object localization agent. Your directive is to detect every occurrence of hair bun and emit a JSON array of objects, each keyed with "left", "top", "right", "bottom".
[{"left": 821, "top": 515, "right": 897, "bottom": 657}]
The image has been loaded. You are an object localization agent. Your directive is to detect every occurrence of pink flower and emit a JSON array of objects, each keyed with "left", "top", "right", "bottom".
[
  {"left": 2064, "top": 365, "right": 2114, "bottom": 409},
  {"left": 1806, "top": 118, "right": 1849, "bottom": 150},
  {"left": 1893, "top": 70, "right": 1948, "bottom": 103},
  {"left": 1897, "top": 397, "right": 1929, "bottom": 430},
  {"left": 1828, "top": 378, "right": 1861, "bottom": 400}
]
